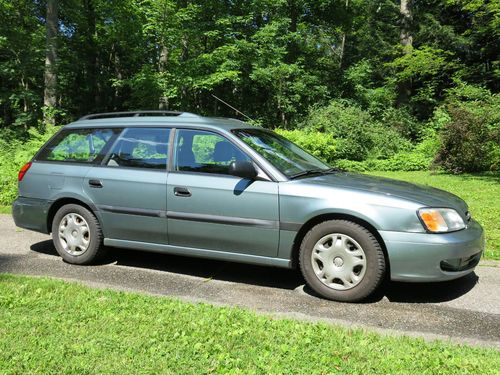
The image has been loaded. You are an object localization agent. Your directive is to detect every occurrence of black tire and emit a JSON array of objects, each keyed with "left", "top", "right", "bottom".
[
  {"left": 51, "top": 204, "right": 106, "bottom": 264},
  {"left": 299, "top": 220, "right": 386, "bottom": 302}
]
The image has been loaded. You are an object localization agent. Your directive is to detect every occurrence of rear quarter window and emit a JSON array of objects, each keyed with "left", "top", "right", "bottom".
[{"left": 37, "top": 128, "right": 119, "bottom": 163}]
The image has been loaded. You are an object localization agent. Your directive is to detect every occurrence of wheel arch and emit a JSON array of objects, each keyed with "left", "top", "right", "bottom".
[
  {"left": 47, "top": 197, "right": 98, "bottom": 234},
  {"left": 290, "top": 213, "right": 390, "bottom": 275}
]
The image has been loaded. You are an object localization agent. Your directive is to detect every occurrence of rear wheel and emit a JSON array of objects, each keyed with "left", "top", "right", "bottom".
[
  {"left": 51, "top": 204, "right": 105, "bottom": 264},
  {"left": 299, "top": 220, "right": 386, "bottom": 302}
]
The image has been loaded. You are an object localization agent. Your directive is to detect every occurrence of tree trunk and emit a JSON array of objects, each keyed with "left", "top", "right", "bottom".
[
  {"left": 400, "top": 0, "right": 413, "bottom": 53},
  {"left": 176, "top": 0, "right": 189, "bottom": 109},
  {"left": 158, "top": 44, "right": 169, "bottom": 109},
  {"left": 398, "top": 0, "right": 413, "bottom": 105},
  {"left": 112, "top": 43, "right": 123, "bottom": 110},
  {"left": 339, "top": 0, "right": 349, "bottom": 68},
  {"left": 84, "top": 0, "right": 98, "bottom": 112},
  {"left": 286, "top": 0, "right": 299, "bottom": 63},
  {"left": 44, "top": 0, "right": 58, "bottom": 124}
]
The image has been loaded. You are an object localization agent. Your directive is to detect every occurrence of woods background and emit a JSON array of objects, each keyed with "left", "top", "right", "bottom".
[{"left": 0, "top": 1, "right": 499, "bottom": 202}]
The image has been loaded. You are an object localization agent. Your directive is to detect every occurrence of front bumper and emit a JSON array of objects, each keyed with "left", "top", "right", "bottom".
[
  {"left": 12, "top": 196, "right": 50, "bottom": 234},
  {"left": 380, "top": 219, "right": 484, "bottom": 282}
]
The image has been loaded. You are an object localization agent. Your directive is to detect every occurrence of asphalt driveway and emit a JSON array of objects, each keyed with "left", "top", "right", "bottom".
[{"left": 1, "top": 214, "right": 499, "bottom": 348}]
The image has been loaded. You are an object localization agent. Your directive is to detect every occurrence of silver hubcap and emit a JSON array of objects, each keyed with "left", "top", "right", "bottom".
[
  {"left": 311, "top": 233, "right": 367, "bottom": 290},
  {"left": 58, "top": 213, "right": 90, "bottom": 256}
]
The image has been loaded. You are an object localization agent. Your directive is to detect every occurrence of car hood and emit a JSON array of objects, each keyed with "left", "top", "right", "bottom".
[{"left": 300, "top": 172, "right": 468, "bottom": 213}]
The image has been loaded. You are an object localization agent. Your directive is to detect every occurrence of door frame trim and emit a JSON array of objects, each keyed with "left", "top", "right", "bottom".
[
  {"left": 98, "top": 204, "right": 298, "bottom": 231},
  {"left": 167, "top": 211, "right": 279, "bottom": 229}
]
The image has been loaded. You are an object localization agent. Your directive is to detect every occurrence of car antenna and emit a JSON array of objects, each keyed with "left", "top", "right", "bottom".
[{"left": 211, "top": 94, "right": 254, "bottom": 122}]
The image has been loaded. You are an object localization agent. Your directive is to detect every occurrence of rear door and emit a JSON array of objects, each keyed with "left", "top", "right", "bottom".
[
  {"left": 166, "top": 128, "right": 279, "bottom": 257},
  {"left": 84, "top": 127, "right": 171, "bottom": 244}
]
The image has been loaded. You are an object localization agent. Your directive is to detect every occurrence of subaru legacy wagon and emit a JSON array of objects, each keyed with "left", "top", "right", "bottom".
[{"left": 13, "top": 111, "right": 484, "bottom": 302}]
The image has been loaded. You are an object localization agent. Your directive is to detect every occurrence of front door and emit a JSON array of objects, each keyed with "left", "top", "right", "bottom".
[
  {"left": 84, "top": 127, "right": 170, "bottom": 244},
  {"left": 167, "top": 129, "right": 279, "bottom": 257}
]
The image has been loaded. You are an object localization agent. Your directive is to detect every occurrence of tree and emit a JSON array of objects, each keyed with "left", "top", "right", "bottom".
[
  {"left": 0, "top": 0, "right": 497, "bottom": 131},
  {"left": 397, "top": 0, "right": 413, "bottom": 106},
  {"left": 44, "top": 0, "right": 58, "bottom": 124},
  {"left": 399, "top": 0, "right": 412, "bottom": 52}
]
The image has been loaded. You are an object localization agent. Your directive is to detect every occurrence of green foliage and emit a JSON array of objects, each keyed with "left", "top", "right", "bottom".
[
  {"left": 379, "top": 107, "right": 423, "bottom": 141},
  {"left": 0, "top": 0, "right": 498, "bottom": 176},
  {"left": 332, "top": 151, "right": 432, "bottom": 173},
  {"left": 344, "top": 59, "right": 398, "bottom": 117},
  {"left": 274, "top": 129, "right": 336, "bottom": 164},
  {"left": 434, "top": 107, "right": 497, "bottom": 173},
  {"left": 0, "top": 0, "right": 44, "bottom": 129},
  {"left": 367, "top": 152, "right": 432, "bottom": 172},
  {"left": 490, "top": 145, "right": 500, "bottom": 172},
  {"left": 0, "top": 126, "right": 56, "bottom": 205},
  {"left": 2, "top": 274, "right": 500, "bottom": 373},
  {"left": 386, "top": 45, "right": 460, "bottom": 113},
  {"left": 433, "top": 88, "right": 500, "bottom": 173},
  {"left": 300, "top": 100, "right": 412, "bottom": 162},
  {"left": 191, "top": 133, "right": 222, "bottom": 164},
  {"left": 301, "top": 100, "right": 376, "bottom": 161}
]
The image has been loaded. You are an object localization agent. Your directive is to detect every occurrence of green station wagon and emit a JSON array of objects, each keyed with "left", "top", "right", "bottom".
[{"left": 13, "top": 111, "right": 484, "bottom": 302}]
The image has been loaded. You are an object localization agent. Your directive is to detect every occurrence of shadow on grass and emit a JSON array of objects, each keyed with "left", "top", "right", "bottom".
[
  {"left": 29, "top": 239, "right": 479, "bottom": 304},
  {"left": 429, "top": 171, "right": 500, "bottom": 183}
]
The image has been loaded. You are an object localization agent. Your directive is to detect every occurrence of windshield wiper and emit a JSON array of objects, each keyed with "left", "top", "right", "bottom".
[
  {"left": 323, "top": 167, "right": 344, "bottom": 173},
  {"left": 289, "top": 167, "right": 344, "bottom": 180},
  {"left": 289, "top": 169, "right": 324, "bottom": 179}
]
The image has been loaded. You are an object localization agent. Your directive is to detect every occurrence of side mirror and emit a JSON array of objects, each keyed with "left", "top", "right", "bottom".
[{"left": 228, "top": 160, "right": 258, "bottom": 180}]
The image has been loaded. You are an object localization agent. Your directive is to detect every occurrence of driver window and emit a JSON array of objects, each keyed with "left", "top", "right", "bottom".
[{"left": 174, "top": 129, "right": 250, "bottom": 174}]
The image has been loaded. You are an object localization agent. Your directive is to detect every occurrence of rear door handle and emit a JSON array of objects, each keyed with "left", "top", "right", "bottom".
[
  {"left": 174, "top": 187, "right": 191, "bottom": 197},
  {"left": 88, "top": 179, "right": 103, "bottom": 188}
]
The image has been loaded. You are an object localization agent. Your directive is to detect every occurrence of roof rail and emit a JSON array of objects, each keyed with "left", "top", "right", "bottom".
[{"left": 78, "top": 110, "right": 197, "bottom": 121}]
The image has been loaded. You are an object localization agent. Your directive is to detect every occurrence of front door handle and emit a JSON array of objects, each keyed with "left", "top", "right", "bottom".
[
  {"left": 174, "top": 187, "right": 191, "bottom": 197},
  {"left": 88, "top": 179, "right": 103, "bottom": 188}
]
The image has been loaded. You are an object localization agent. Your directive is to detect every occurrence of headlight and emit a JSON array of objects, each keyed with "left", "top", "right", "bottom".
[{"left": 418, "top": 208, "right": 466, "bottom": 233}]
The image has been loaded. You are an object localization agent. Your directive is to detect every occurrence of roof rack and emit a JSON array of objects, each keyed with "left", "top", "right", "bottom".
[{"left": 78, "top": 110, "right": 197, "bottom": 121}]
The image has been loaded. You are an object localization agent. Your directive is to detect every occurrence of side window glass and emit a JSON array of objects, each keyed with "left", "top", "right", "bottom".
[
  {"left": 175, "top": 129, "right": 250, "bottom": 174},
  {"left": 37, "top": 128, "right": 117, "bottom": 163},
  {"left": 107, "top": 128, "right": 170, "bottom": 170}
]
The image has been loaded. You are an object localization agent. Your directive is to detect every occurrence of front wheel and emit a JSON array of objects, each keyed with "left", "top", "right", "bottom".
[
  {"left": 51, "top": 204, "right": 105, "bottom": 264},
  {"left": 299, "top": 220, "right": 386, "bottom": 302}
]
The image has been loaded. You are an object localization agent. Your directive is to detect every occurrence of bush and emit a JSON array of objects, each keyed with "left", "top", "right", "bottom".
[
  {"left": 379, "top": 107, "right": 422, "bottom": 141},
  {"left": 275, "top": 127, "right": 433, "bottom": 172},
  {"left": 433, "top": 105, "right": 499, "bottom": 173},
  {"left": 490, "top": 145, "right": 500, "bottom": 171},
  {"left": 366, "top": 151, "right": 431, "bottom": 171},
  {"left": 431, "top": 83, "right": 500, "bottom": 173},
  {"left": 331, "top": 159, "right": 368, "bottom": 172},
  {"left": 301, "top": 100, "right": 411, "bottom": 161},
  {"left": 332, "top": 151, "right": 431, "bottom": 173},
  {"left": 274, "top": 129, "right": 336, "bottom": 164},
  {"left": 275, "top": 117, "right": 439, "bottom": 172},
  {"left": 301, "top": 100, "right": 374, "bottom": 161},
  {"left": 0, "top": 126, "right": 56, "bottom": 205},
  {"left": 368, "top": 125, "right": 412, "bottom": 160}
]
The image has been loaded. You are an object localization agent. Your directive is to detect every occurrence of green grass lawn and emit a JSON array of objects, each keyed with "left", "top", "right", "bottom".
[
  {"left": 1, "top": 274, "right": 499, "bottom": 374},
  {"left": 0, "top": 205, "right": 11, "bottom": 214},
  {"left": 368, "top": 171, "right": 499, "bottom": 260}
]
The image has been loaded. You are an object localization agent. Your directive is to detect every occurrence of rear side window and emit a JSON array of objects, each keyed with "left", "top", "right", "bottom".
[
  {"left": 106, "top": 128, "right": 170, "bottom": 170},
  {"left": 37, "top": 128, "right": 119, "bottom": 163}
]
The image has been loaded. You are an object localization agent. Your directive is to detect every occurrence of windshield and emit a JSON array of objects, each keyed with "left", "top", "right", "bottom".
[{"left": 232, "top": 128, "right": 330, "bottom": 177}]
